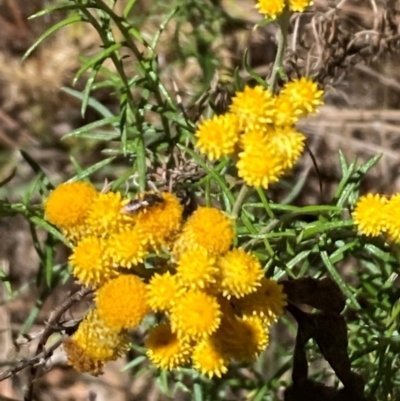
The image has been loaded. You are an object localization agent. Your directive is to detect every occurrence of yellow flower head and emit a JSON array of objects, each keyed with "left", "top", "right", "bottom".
[
  {"left": 255, "top": 0, "right": 285, "bottom": 19},
  {"left": 69, "top": 236, "right": 117, "bottom": 287},
  {"left": 147, "top": 271, "right": 184, "bottom": 312},
  {"left": 106, "top": 228, "right": 149, "bottom": 269},
  {"left": 177, "top": 207, "right": 234, "bottom": 255},
  {"left": 234, "top": 316, "right": 269, "bottom": 361},
  {"left": 218, "top": 248, "right": 264, "bottom": 298},
  {"left": 384, "top": 194, "right": 400, "bottom": 242},
  {"left": 177, "top": 246, "right": 218, "bottom": 290},
  {"left": 230, "top": 85, "right": 275, "bottom": 132},
  {"left": 267, "top": 126, "right": 306, "bottom": 172},
  {"left": 289, "top": 0, "right": 313, "bottom": 12},
  {"left": 195, "top": 113, "right": 240, "bottom": 160},
  {"left": 233, "top": 278, "right": 287, "bottom": 322},
  {"left": 135, "top": 192, "right": 183, "bottom": 248},
  {"left": 86, "top": 191, "right": 133, "bottom": 237},
  {"left": 353, "top": 193, "right": 388, "bottom": 237},
  {"left": 212, "top": 314, "right": 269, "bottom": 362},
  {"left": 170, "top": 290, "right": 221, "bottom": 340},
  {"left": 192, "top": 337, "right": 228, "bottom": 378},
  {"left": 96, "top": 274, "right": 149, "bottom": 330},
  {"left": 63, "top": 337, "right": 105, "bottom": 376},
  {"left": 272, "top": 95, "right": 302, "bottom": 127},
  {"left": 211, "top": 314, "right": 265, "bottom": 362},
  {"left": 64, "top": 309, "right": 130, "bottom": 376},
  {"left": 237, "top": 130, "right": 285, "bottom": 189},
  {"left": 146, "top": 322, "right": 191, "bottom": 370},
  {"left": 45, "top": 181, "right": 98, "bottom": 240},
  {"left": 280, "top": 77, "right": 324, "bottom": 117}
]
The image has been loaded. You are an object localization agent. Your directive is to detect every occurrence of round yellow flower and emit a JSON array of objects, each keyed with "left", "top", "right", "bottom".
[
  {"left": 147, "top": 271, "right": 183, "bottom": 312},
  {"left": 177, "top": 246, "right": 218, "bottom": 290},
  {"left": 69, "top": 236, "right": 117, "bottom": 287},
  {"left": 63, "top": 337, "right": 105, "bottom": 377},
  {"left": 384, "top": 194, "right": 400, "bottom": 242},
  {"left": 212, "top": 314, "right": 269, "bottom": 362},
  {"left": 192, "top": 337, "right": 228, "bottom": 378},
  {"left": 267, "top": 126, "right": 306, "bottom": 172},
  {"left": 353, "top": 193, "right": 388, "bottom": 237},
  {"left": 96, "top": 275, "right": 149, "bottom": 330},
  {"left": 280, "top": 77, "right": 324, "bottom": 117},
  {"left": 237, "top": 130, "right": 286, "bottom": 189},
  {"left": 106, "top": 228, "right": 149, "bottom": 268},
  {"left": 233, "top": 316, "right": 269, "bottom": 362},
  {"left": 45, "top": 181, "right": 98, "bottom": 240},
  {"left": 170, "top": 290, "right": 221, "bottom": 340},
  {"left": 86, "top": 191, "right": 134, "bottom": 237},
  {"left": 232, "top": 278, "right": 287, "bottom": 323},
  {"left": 230, "top": 85, "right": 275, "bottom": 132},
  {"left": 289, "top": 0, "right": 313, "bottom": 12},
  {"left": 218, "top": 248, "right": 264, "bottom": 298},
  {"left": 135, "top": 192, "right": 183, "bottom": 249},
  {"left": 255, "top": 0, "right": 285, "bottom": 19},
  {"left": 177, "top": 207, "right": 234, "bottom": 255},
  {"left": 272, "top": 95, "right": 302, "bottom": 127},
  {"left": 195, "top": 113, "right": 240, "bottom": 160},
  {"left": 64, "top": 309, "right": 130, "bottom": 376},
  {"left": 146, "top": 322, "right": 191, "bottom": 370}
]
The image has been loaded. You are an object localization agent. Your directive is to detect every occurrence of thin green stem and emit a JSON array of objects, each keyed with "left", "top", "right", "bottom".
[
  {"left": 256, "top": 187, "right": 274, "bottom": 219},
  {"left": 82, "top": 8, "right": 147, "bottom": 189},
  {"left": 268, "top": 9, "right": 290, "bottom": 92},
  {"left": 231, "top": 185, "right": 251, "bottom": 219},
  {"left": 92, "top": 0, "right": 175, "bottom": 140}
]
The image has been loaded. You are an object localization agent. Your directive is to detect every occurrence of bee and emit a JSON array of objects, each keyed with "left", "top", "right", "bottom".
[{"left": 122, "top": 192, "right": 164, "bottom": 214}]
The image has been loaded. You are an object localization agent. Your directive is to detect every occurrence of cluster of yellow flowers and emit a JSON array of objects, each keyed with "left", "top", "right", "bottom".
[
  {"left": 45, "top": 181, "right": 287, "bottom": 377},
  {"left": 353, "top": 193, "right": 400, "bottom": 242},
  {"left": 195, "top": 78, "right": 323, "bottom": 189},
  {"left": 256, "top": 0, "right": 313, "bottom": 19}
]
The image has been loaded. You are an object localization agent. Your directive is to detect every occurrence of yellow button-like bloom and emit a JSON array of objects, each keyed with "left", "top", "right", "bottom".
[
  {"left": 192, "top": 337, "right": 228, "bottom": 378},
  {"left": 212, "top": 314, "right": 269, "bottom": 362},
  {"left": 135, "top": 192, "right": 183, "bottom": 249},
  {"left": 272, "top": 95, "right": 302, "bottom": 127},
  {"left": 230, "top": 85, "right": 275, "bottom": 132},
  {"left": 237, "top": 130, "right": 285, "bottom": 189},
  {"left": 289, "top": 0, "right": 313, "bottom": 12},
  {"left": 147, "top": 271, "right": 184, "bottom": 312},
  {"left": 96, "top": 275, "right": 149, "bottom": 330},
  {"left": 231, "top": 316, "right": 269, "bottom": 362},
  {"left": 45, "top": 181, "right": 99, "bottom": 240},
  {"left": 63, "top": 337, "right": 105, "bottom": 376},
  {"left": 170, "top": 290, "right": 221, "bottom": 340},
  {"left": 353, "top": 193, "right": 387, "bottom": 237},
  {"left": 69, "top": 236, "right": 117, "bottom": 287},
  {"left": 280, "top": 77, "right": 324, "bottom": 117},
  {"left": 233, "top": 278, "right": 287, "bottom": 323},
  {"left": 106, "top": 228, "right": 149, "bottom": 268},
  {"left": 267, "top": 126, "right": 306, "bottom": 172},
  {"left": 218, "top": 248, "right": 264, "bottom": 298},
  {"left": 255, "top": 0, "right": 285, "bottom": 19},
  {"left": 146, "top": 322, "right": 191, "bottom": 370},
  {"left": 384, "top": 194, "right": 400, "bottom": 242},
  {"left": 176, "top": 207, "right": 234, "bottom": 255},
  {"left": 86, "top": 191, "right": 134, "bottom": 237},
  {"left": 177, "top": 246, "right": 218, "bottom": 290},
  {"left": 63, "top": 309, "right": 130, "bottom": 376},
  {"left": 195, "top": 113, "right": 240, "bottom": 160}
]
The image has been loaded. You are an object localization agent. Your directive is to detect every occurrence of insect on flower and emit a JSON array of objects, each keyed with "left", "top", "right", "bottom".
[{"left": 122, "top": 192, "right": 164, "bottom": 214}]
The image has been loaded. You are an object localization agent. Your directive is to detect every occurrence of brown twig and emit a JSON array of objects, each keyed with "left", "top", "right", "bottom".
[
  {"left": 0, "top": 286, "right": 92, "bottom": 395},
  {"left": 16, "top": 287, "right": 94, "bottom": 401}
]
